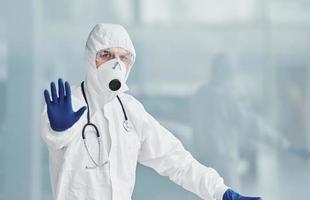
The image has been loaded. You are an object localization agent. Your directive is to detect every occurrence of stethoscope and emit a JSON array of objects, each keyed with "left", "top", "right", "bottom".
[{"left": 81, "top": 81, "right": 132, "bottom": 169}]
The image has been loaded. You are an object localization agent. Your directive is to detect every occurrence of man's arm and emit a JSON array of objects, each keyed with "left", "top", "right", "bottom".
[{"left": 136, "top": 102, "right": 228, "bottom": 200}]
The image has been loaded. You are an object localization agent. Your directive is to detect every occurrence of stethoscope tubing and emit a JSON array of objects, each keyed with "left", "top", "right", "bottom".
[{"left": 80, "top": 81, "right": 130, "bottom": 169}]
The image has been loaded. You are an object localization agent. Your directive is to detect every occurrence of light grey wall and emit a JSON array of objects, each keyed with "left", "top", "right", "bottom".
[{"left": 0, "top": 0, "right": 309, "bottom": 199}]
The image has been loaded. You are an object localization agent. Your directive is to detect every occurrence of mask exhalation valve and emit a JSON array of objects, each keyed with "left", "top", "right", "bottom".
[{"left": 109, "top": 79, "right": 121, "bottom": 91}]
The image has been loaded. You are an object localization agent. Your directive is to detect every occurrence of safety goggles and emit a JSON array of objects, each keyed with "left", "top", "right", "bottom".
[{"left": 95, "top": 48, "right": 133, "bottom": 66}]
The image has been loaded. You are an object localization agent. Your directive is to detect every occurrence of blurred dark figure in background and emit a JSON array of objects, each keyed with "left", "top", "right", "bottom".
[
  {"left": 190, "top": 53, "right": 260, "bottom": 189},
  {"left": 276, "top": 66, "right": 309, "bottom": 159}
]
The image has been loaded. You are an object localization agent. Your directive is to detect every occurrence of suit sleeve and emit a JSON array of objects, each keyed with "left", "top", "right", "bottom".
[{"left": 136, "top": 102, "right": 229, "bottom": 200}]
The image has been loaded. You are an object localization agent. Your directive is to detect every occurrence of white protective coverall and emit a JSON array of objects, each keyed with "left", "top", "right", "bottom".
[{"left": 41, "top": 23, "right": 228, "bottom": 200}]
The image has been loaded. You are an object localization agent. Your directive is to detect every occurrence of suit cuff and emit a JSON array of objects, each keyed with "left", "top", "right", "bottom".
[{"left": 214, "top": 184, "right": 229, "bottom": 200}]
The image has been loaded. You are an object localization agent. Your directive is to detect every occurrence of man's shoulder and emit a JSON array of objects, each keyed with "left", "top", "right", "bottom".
[{"left": 119, "top": 92, "right": 145, "bottom": 110}]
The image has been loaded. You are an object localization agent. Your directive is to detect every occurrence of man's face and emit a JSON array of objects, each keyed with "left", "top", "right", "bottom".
[{"left": 95, "top": 47, "right": 132, "bottom": 71}]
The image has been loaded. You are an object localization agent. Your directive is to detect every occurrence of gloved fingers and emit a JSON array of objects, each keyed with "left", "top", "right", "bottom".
[
  {"left": 223, "top": 189, "right": 262, "bottom": 200},
  {"left": 50, "top": 81, "right": 58, "bottom": 103},
  {"left": 58, "top": 78, "right": 65, "bottom": 101},
  {"left": 44, "top": 89, "right": 51, "bottom": 105},
  {"left": 65, "top": 81, "right": 71, "bottom": 102},
  {"left": 74, "top": 106, "right": 87, "bottom": 119}
]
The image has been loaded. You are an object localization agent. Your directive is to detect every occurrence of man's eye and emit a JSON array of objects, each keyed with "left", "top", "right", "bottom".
[
  {"left": 120, "top": 55, "right": 129, "bottom": 61},
  {"left": 100, "top": 54, "right": 110, "bottom": 58}
]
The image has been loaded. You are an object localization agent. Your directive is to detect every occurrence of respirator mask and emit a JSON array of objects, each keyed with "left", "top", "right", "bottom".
[{"left": 97, "top": 58, "right": 127, "bottom": 93}]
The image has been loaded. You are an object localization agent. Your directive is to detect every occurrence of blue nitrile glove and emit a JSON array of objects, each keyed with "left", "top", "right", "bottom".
[
  {"left": 44, "top": 78, "right": 86, "bottom": 132},
  {"left": 223, "top": 189, "right": 262, "bottom": 200}
]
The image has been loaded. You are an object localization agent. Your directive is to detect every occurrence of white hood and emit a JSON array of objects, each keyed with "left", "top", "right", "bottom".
[{"left": 84, "top": 23, "right": 136, "bottom": 108}]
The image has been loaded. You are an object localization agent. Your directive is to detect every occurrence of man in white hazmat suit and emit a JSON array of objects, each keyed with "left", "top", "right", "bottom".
[{"left": 42, "top": 23, "right": 262, "bottom": 200}]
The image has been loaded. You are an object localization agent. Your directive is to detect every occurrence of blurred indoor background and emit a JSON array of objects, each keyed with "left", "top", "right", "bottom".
[{"left": 0, "top": 0, "right": 310, "bottom": 199}]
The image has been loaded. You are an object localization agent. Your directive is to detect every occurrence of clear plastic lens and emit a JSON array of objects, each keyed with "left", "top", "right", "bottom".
[{"left": 96, "top": 49, "right": 133, "bottom": 65}]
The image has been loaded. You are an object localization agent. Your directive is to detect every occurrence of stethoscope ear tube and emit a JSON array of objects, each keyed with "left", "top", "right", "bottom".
[
  {"left": 116, "top": 95, "right": 128, "bottom": 121},
  {"left": 116, "top": 94, "right": 132, "bottom": 132},
  {"left": 82, "top": 123, "right": 100, "bottom": 139},
  {"left": 81, "top": 82, "right": 91, "bottom": 124}
]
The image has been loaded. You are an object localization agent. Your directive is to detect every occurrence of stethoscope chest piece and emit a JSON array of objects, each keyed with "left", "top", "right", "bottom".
[{"left": 123, "top": 120, "right": 132, "bottom": 132}]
